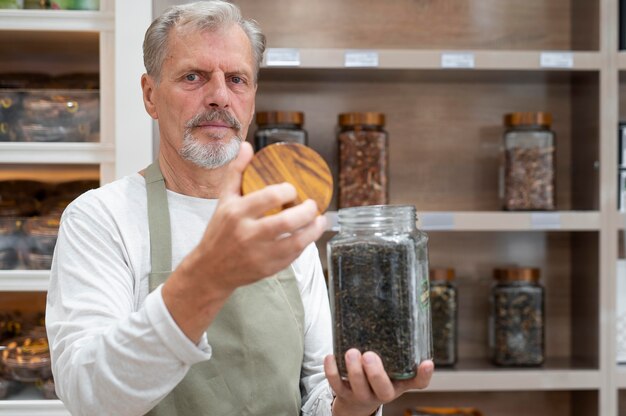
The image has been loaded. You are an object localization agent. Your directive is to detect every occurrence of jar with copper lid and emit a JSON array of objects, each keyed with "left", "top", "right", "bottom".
[
  {"left": 489, "top": 267, "right": 544, "bottom": 366},
  {"left": 254, "top": 111, "right": 307, "bottom": 150},
  {"left": 337, "top": 112, "right": 388, "bottom": 208},
  {"left": 429, "top": 268, "right": 457, "bottom": 367},
  {"left": 501, "top": 112, "right": 556, "bottom": 210}
]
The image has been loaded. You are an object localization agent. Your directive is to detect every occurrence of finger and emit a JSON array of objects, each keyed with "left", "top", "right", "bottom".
[
  {"left": 255, "top": 199, "right": 319, "bottom": 238},
  {"left": 344, "top": 349, "right": 374, "bottom": 402},
  {"left": 324, "top": 354, "right": 349, "bottom": 397},
  {"left": 239, "top": 182, "right": 298, "bottom": 219},
  {"left": 361, "top": 351, "right": 395, "bottom": 403},
  {"left": 394, "top": 359, "right": 434, "bottom": 392},
  {"left": 222, "top": 141, "right": 254, "bottom": 197},
  {"left": 270, "top": 214, "right": 327, "bottom": 254}
]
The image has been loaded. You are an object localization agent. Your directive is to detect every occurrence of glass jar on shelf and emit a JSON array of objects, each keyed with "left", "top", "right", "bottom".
[
  {"left": 501, "top": 112, "right": 556, "bottom": 211},
  {"left": 327, "top": 205, "right": 431, "bottom": 380},
  {"left": 337, "top": 112, "right": 388, "bottom": 208},
  {"left": 489, "top": 267, "right": 544, "bottom": 366},
  {"left": 429, "top": 267, "right": 457, "bottom": 367},
  {"left": 254, "top": 111, "right": 307, "bottom": 151}
]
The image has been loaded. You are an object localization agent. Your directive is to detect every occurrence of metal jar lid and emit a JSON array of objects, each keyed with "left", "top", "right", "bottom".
[
  {"left": 493, "top": 267, "right": 541, "bottom": 283},
  {"left": 429, "top": 268, "right": 455, "bottom": 281},
  {"left": 504, "top": 112, "right": 552, "bottom": 128},
  {"left": 256, "top": 111, "right": 304, "bottom": 126},
  {"left": 338, "top": 112, "right": 385, "bottom": 127}
]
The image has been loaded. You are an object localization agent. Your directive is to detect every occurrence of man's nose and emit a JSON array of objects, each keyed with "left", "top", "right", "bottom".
[{"left": 203, "top": 76, "right": 229, "bottom": 108}]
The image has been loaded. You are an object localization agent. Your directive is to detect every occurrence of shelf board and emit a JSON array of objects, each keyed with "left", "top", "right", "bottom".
[
  {"left": 618, "top": 52, "right": 626, "bottom": 70},
  {"left": 262, "top": 49, "right": 601, "bottom": 71},
  {"left": 0, "top": 9, "right": 113, "bottom": 32},
  {"left": 0, "top": 270, "right": 49, "bottom": 291},
  {"left": 2, "top": 385, "right": 69, "bottom": 415},
  {"left": 616, "top": 365, "right": 626, "bottom": 388},
  {"left": 425, "top": 368, "right": 600, "bottom": 392},
  {"left": 0, "top": 142, "right": 113, "bottom": 164},
  {"left": 324, "top": 211, "right": 600, "bottom": 232}
]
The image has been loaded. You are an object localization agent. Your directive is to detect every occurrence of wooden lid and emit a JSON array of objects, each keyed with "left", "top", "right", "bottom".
[
  {"left": 338, "top": 112, "right": 385, "bottom": 127},
  {"left": 493, "top": 267, "right": 540, "bottom": 283},
  {"left": 241, "top": 143, "right": 333, "bottom": 215},
  {"left": 256, "top": 111, "right": 304, "bottom": 126},
  {"left": 429, "top": 268, "right": 455, "bottom": 281},
  {"left": 504, "top": 112, "right": 552, "bottom": 127}
]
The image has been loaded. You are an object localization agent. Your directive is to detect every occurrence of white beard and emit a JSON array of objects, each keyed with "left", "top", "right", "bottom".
[{"left": 179, "top": 130, "right": 242, "bottom": 169}]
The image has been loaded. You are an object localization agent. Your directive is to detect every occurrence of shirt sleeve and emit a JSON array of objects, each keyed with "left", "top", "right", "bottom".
[{"left": 46, "top": 203, "right": 211, "bottom": 416}]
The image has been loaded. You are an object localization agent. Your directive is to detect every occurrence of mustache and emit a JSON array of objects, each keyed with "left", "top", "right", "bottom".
[{"left": 185, "top": 109, "right": 242, "bottom": 132}]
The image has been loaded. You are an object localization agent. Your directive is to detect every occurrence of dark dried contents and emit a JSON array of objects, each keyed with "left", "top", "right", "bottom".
[
  {"left": 331, "top": 240, "right": 417, "bottom": 379},
  {"left": 430, "top": 282, "right": 457, "bottom": 366},
  {"left": 492, "top": 284, "right": 544, "bottom": 366}
]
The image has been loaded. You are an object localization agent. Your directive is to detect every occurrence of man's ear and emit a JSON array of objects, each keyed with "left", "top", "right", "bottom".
[{"left": 141, "top": 74, "right": 159, "bottom": 120}]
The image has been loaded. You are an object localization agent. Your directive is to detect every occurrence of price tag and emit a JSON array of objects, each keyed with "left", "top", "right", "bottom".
[
  {"left": 265, "top": 48, "right": 300, "bottom": 67},
  {"left": 344, "top": 50, "right": 379, "bottom": 67},
  {"left": 540, "top": 52, "right": 574, "bottom": 68},
  {"left": 419, "top": 213, "right": 454, "bottom": 230},
  {"left": 530, "top": 212, "right": 561, "bottom": 230},
  {"left": 441, "top": 52, "right": 475, "bottom": 69}
]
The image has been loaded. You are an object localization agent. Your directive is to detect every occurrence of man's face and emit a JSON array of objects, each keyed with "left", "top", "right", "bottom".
[{"left": 142, "top": 24, "right": 257, "bottom": 169}]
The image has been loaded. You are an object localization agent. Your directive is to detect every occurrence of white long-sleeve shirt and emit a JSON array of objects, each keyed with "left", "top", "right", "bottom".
[{"left": 45, "top": 173, "right": 336, "bottom": 416}]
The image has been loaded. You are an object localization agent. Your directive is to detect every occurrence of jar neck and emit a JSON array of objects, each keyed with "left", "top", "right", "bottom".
[
  {"left": 340, "top": 124, "right": 384, "bottom": 132},
  {"left": 337, "top": 205, "right": 416, "bottom": 233},
  {"left": 505, "top": 124, "right": 551, "bottom": 132}
]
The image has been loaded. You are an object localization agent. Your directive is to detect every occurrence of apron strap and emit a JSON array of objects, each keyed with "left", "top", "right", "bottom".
[{"left": 145, "top": 160, "right": 172, "bottom": 285}]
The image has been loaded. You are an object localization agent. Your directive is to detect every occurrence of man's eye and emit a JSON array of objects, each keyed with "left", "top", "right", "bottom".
[
  {"left": 185, "top": 74, "right": 198, "bottom": 81},
  {"left": 231, "top": 76, "right": 243, "bottom": 84}
]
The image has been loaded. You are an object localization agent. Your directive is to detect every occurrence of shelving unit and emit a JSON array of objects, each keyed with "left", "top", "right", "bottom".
[
  {"left": 0, "top": 0, "right": 153, "bottom": 414},
  {"left": 225, "top": 0, "right": 617, "bottom": 414}
]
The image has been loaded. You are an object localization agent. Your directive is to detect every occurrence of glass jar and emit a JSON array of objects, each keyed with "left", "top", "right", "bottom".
[
  {"left": 489, "top": 267, "right": 544, "bottom": 366},
  {"left": 327, "top": 205, "right": 431, "bottom": 380},
  {"left": 337, "top": 112, "right": 388, "bottom": 208},
  {"left": 430, "top": 268, "right": 457, "bottom": 367},
  {"left": 501, "top": 112, "right": 556, "bottom": 210},
  {"left": 254, "top": 111, "right": 307, "bottom": 150}
]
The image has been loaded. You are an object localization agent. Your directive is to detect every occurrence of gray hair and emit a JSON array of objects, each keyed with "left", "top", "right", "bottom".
[{"left": 143, "top": 1, "right": 266, "bottom": 82}]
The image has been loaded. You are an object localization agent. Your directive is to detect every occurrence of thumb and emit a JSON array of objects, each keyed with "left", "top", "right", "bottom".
[{"left": 222, "top": 141, "right": 254, "bottom": 197}]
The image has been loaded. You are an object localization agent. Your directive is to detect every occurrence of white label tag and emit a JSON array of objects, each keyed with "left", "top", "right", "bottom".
[
  {"left": 540, "top": 52, "right": 574, "bottom": 68},
  {"left": 419, "top": 213, "right": 454, "bottom": 230},
  {"left": 344, "top": 50, "right": 379, "bottom": 67},
  {"left": 441, "top": 52, "right": 475, "bottom": 68},
  {"left": 265, "top": 48, "right": 300, "bottom": 67},
  {"left": 530, "top": 212, "right": 561, "bottom": 230}
]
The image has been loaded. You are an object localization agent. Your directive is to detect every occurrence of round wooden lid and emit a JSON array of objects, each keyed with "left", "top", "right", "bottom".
[{"left": 241, "top": 142, "right": 333, "bottom": 215}]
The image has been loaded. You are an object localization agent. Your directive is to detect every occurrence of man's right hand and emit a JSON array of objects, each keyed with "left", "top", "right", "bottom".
[{"left": 162, "top": 141, "right": 327, "bottom": 343}]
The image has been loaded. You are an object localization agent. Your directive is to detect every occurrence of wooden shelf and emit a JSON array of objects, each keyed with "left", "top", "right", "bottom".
[
  {"left": 324, "top": 211, "right": 600, "bottom": 232},
  {"left": 0, "top": 143, "right": 113, "bottom": 165},
  {"left": 0, "top": 270, "right": 50, "bottom": 292},
  {"left": 0, "top": 9, "right": 113, "bottom": 32},
  {"left": 262, "top": 49, "right": 602, "bottom": 71}
]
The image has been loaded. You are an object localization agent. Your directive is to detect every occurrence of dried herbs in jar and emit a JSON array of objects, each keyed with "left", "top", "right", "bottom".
[
  {"left": 328, "top": 205, "right": 431, "bottom": 380},
  {"left": 337, "top": 112, "right": 388, "bottom": 208},
  {"left": 429, "top": 268, "right": 457, "bottom": 367},
  {"left": 489, "top": 267, "right": 544, "bottom": 366},
  {"left": 501, "top": 112, "right": 556, "bottom": 210}
]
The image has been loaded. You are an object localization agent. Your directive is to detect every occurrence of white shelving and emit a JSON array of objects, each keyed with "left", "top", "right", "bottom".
[
  {"left": 0, "top": 271, "right": 50, "bottom": 292},
  {"left": 0, "top": 9, "right": 113, "bottom": 32},
  {"left": 0, "top": 143, "right": 114, "bottom": 165}
]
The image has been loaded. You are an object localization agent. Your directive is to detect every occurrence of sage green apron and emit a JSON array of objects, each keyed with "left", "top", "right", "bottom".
[{"left": 143, "top": 161, "right": 305, "bottom": 416}]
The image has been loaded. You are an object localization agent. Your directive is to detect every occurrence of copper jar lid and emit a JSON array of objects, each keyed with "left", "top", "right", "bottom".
[
  {"left": 429, "top": 268, "right": 455, "bottom": 281},
  {"left": 338, "top": 112, "right": 385, "bottom": 127},
  {"left": 493, "top": 267, "right": 541, "bottom": 283},
  {"left": 256, "top": 111, "right": 304, "bottom": 126},
  {"left": 504, "top": 112, "right": 552, "bottom": 128}
]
